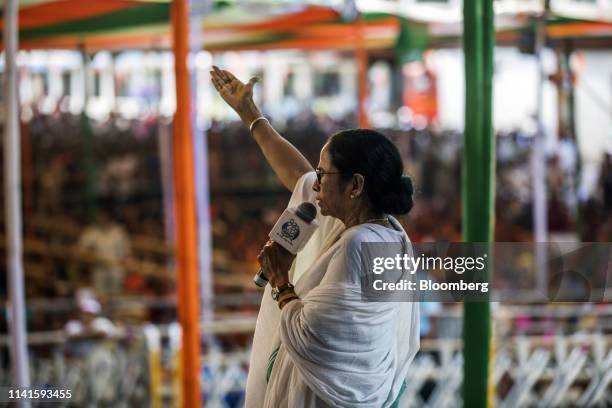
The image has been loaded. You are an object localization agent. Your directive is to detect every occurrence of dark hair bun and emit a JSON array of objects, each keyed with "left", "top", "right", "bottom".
[
  {"left": 373, "top": 175, "right": 414, "bottom": 215},
  {"left": 328, "top": 129, "right": 415, "bottom": 215}
]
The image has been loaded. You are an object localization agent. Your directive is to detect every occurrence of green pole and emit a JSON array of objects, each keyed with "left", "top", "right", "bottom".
[{"left": 462, "top": 0, "right": 494, "bottom": 407}]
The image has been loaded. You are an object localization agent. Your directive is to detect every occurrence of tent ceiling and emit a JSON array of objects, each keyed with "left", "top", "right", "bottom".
[
  {"left": 1, "top": 2, "right": 402, "bottom": 51},
  {"left": 0, "top": 0, "right": 611, "bottom": 51}
]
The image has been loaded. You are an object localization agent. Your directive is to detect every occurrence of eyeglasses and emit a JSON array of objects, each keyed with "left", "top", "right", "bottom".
[{"left": 315, "top": 168, "right": 342, "bottom": 184}]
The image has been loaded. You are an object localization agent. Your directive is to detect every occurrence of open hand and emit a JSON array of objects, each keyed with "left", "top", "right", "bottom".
[{"left": 210, "top": 65, "right": 259, "bottom": 115}]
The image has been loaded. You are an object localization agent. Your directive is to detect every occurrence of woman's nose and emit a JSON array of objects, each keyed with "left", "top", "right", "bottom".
[{"left": 312, "top": 180, "right": 320, "bottom": 192}]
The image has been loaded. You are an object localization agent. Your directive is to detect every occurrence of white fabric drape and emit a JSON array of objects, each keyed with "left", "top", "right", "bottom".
[{"left": 246, "top": 172, "right": 419, "bottom": 407}]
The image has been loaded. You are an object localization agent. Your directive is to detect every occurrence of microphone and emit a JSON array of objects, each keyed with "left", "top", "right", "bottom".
[{"left": 253, "top": 202, "right": 318, "bottom": 287}]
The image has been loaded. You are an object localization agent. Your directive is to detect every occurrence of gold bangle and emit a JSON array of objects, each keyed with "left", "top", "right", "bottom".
[
  {"left": 249, "top": 116, "right": 269, "bottom": 132},
  {"left": 279, "top": 295, "right": 299, "bottom": 309},
  {"left": 277, "top": 290, "right": 297, "bottom": 304}
]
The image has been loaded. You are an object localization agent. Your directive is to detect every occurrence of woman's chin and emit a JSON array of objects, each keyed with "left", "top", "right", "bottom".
[
  {"left": 319, "top": 208, "right": 337, "bottom": 219},
  {"left": 316, "top": 200, "right": 334, "bottom": 217},
  {"left": 317, "top": 205, "right": 328, "bottom": 216}
]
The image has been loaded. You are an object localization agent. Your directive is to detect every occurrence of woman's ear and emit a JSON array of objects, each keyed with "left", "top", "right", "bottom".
[{"left": 351, "top": 174, "right": 365, "bottom": 198}]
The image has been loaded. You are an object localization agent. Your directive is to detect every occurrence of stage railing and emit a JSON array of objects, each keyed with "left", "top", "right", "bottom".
[{"left": 1, "top": 306, "right": 612, "bottom": 407}]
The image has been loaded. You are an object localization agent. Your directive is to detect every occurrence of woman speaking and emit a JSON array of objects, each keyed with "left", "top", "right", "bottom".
[{"left": 211, "top": 66, "right": 419, "bottom": 408}]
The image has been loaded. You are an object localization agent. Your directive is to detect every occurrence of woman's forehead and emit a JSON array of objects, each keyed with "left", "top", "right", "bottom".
[{"left": 319, "top": 144, "right": 330, "bottom": 165}]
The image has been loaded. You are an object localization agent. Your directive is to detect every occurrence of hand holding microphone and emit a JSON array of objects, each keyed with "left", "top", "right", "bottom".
[{"left": 254, "top": 202, "right": 318, "bottom": 287}]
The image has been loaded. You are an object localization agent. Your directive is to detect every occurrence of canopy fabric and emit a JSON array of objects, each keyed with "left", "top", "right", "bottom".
[
  {"left": 0, "top": 1, "right": 611, "bottom": 51},
  {"left": 0, "top": 2, "right": 402, "bottom": 51},
  {"left": 431, "top": 15, "right": 612, "bottom": 49}
]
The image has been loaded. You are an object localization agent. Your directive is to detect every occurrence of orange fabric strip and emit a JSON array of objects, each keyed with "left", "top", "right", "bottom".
[
  {"left": 219, "top": 5, "right": 339, "bottom": 32},
  {"left": 18, "top": 32, "right": 395, "bottom": 52},
  {"left": 15, "top": 15, "right": 398, "bottom": 51},
  {"left": 547, "top": 21, "right": 612, "bottom": 38},
  {"left": 19, "top": 32, "right": 171, "bottom": 50},
  {"left": 0, "top": 0, "right": 140, "bottom": 30}
]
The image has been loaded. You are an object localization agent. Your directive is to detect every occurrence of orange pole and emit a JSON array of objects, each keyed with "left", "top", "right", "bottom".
[
  {"left": 171, "top": 1, "right": 201, "bottom": 407},
  {"left": 356, "top": 18, "right": 369, "bottom": 128}
]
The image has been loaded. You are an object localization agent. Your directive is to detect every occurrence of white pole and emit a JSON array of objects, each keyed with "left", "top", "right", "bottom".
[
  {"left": 533, "top": 1, "right": 549, "bottom": 294},
  {"left": 190, "top": 0, "right": 214, "bottom": 328},
  {"left": 3, "top": 0, "right": 32, "bottom": 397}
]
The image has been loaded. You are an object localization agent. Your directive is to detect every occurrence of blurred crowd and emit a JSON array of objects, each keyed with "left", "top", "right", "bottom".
[{"left": 0, "top": 111, "right": 610, "bottom": 335}]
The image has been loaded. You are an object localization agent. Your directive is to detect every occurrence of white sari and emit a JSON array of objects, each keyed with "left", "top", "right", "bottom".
[{"left": 246, "top": 172, "right": 419, "bottom": 407}]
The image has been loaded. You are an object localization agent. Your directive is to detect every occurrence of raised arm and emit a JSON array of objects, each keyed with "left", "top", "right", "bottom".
[{"left": 210, "top": 66, "right": 313, "bottom": 191}]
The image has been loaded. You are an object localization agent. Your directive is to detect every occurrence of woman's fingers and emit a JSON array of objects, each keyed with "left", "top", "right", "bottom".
[
  {"left": 221, "top": 69, "right": 238, "bottom": 83},
  {"left": 215, "top": 66, "right": 231, "bottom": 83},
  {"left": 211, "top": 67, "right": 257, "bottom": 101},
  {"left": 219, "top": 69, "right": 230, "bottom": 82},
  {"left": 258, "top": 244, "right": 275, "bottom": 266},
  {"left": 212, "top": 65, "right": 224, "bottom": 79},
  {"left": 211, "top": 67, "right": 223, "bottom": 83},
  {"left": 211, "top": 66, "right": 231, "bottom": 89},
  {"left": 210, "top": 73, "right": 234, "bottom": 99},
  {"left": 210, "top": 74, "right": 223, "bottom": 91},
  {"left": 257, "top": 243, "right": 293, "bottom": 288},
  {"left": 214, "top": 67, "right": 249, "bottom": 89},
  {"left": 210, "top": 71, "right": 224, "bottom": 88},
  {"left": 257, "top": 251, "right": 270, "bottom": 274}
]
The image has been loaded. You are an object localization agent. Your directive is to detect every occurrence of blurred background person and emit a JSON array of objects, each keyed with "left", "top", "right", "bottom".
[{"left": 74, "top": 208, "right": 132, "bottom": 300}]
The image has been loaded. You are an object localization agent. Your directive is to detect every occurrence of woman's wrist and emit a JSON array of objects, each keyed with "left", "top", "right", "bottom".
[
  {"left": 274, "top": 284, "right": 298, "bottom": 309},
  {"left": 272, "top": 276, "right": 290, "bottom": 288},
  {"left": 238, "top": 100, "right": 262, "bottom": 128}
]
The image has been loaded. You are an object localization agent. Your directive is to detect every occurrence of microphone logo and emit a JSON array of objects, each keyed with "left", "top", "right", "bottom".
[{"left": 281, "top": 219, "right": 300, "bottom": 241}]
